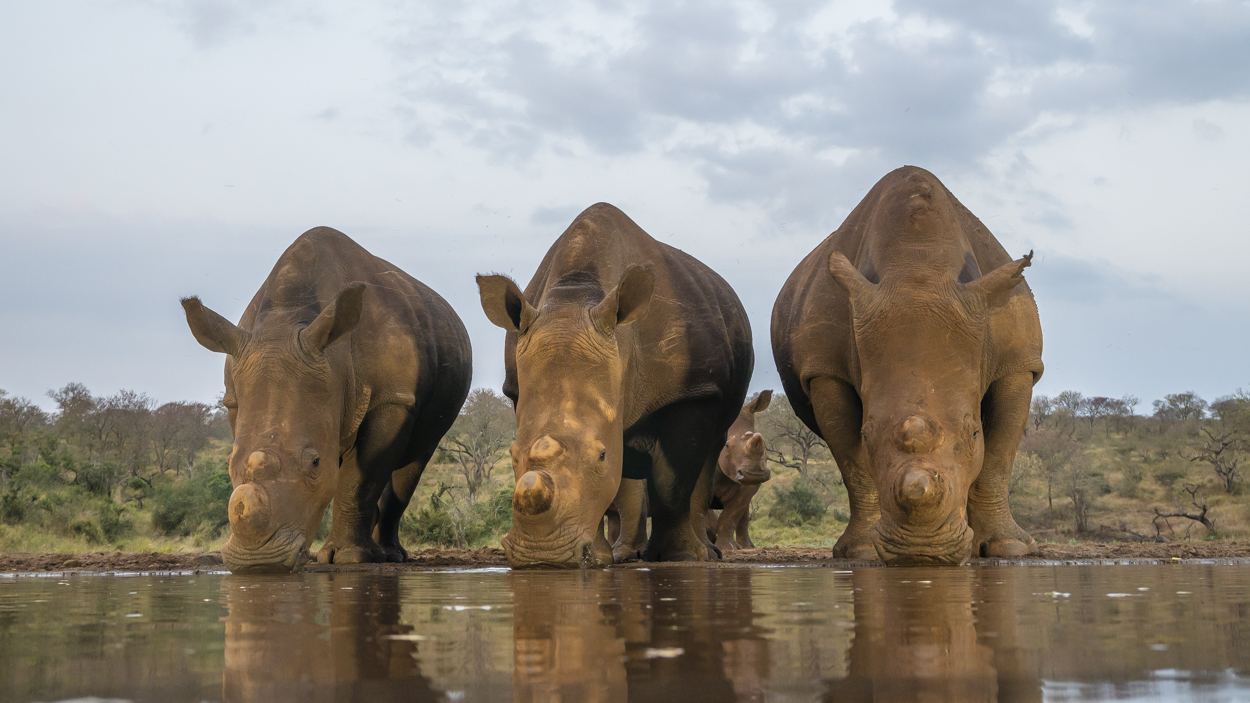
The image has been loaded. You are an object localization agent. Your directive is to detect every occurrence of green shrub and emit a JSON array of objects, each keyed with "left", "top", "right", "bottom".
[
  {"left": 769, "top": 482, "right": 826, "bottom": 527},
  {"left": 400, "top": 483, "right": 513, "bottom": 549},
  {"left": 151, "top": 460, "right": 232, "bottom": 537},
  {"left": 0, "top": 488, "right": 28, "bottom": 525},
  {"left": 76, "top": 462, "right": 119, "bottom": 497}
]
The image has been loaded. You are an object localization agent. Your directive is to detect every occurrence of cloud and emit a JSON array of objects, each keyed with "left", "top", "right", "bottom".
[{"left": 389, "top": 0, "right": 1250, "bottom": 226}]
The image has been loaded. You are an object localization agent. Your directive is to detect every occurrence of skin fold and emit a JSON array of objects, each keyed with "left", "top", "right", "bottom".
[
  {"left": 771, "top": 166, "right": 1044, "bottom": 565},
  {"left": 478, "top": 203, "right": 753, "bottom": 568},
  {"left": 182, "top": 227, "right": 471, "bottom": 573},
  {"left": 705, "top": 391, "right": 773, "bottom": 551}
]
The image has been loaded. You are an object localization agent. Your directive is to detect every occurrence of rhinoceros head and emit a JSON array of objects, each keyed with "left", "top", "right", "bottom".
[
  {"left": 719, "top": 391, "right": 772, "bottom": 486},
  {"left": 181, "top": 283, "right": 365, "bottom": 573},
  {"left": 826, "top": 190, "right": 1033, "bottom": 565},
  {"left": 478, "top": 266, "right": 654, "bottom": 568}
]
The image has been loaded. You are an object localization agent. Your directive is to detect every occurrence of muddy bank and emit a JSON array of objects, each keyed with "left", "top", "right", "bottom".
[{"left": 4, "top": 541, "right": 1250, "bottom": 574}]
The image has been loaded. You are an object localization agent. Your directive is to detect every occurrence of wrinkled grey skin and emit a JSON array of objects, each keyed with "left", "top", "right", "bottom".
[
  {"left": 772, "top": 166, "right": 1043, "bottom": 566},
  {"left": 706, "top": 391, "right": 772, "bottom": 551},
  {"left": 183, "top": 227, "right": 471, "bottom": 573},
  {"left": 478, "top": 203, "right": 753, "bottom": 568}
]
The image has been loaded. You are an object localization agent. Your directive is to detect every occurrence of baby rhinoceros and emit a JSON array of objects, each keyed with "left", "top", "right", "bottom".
[
  {"left": 705, "top": 391, "right": 773, "bottom": 551},
  {"left": 772, "top": 166, "right": 1043, "bottom": 566},
  {"left": 182, "top": 227, "right": 472, "bottom": 573}
]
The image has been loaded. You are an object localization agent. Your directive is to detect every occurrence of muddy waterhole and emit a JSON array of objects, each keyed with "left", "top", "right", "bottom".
[{"left": 2, "top": 564, "right": 1248, "bottom": 702}]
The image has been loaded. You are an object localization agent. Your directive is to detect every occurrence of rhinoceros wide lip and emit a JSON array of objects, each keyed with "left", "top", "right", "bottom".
[
  {"left": 501, "top": 528, "right": 607, "bottom": 569},
  {"left": 873, "top": 517, "right": 973, "bottom": 566},
  {"left": 222, "top": 529, "right": 308, "bottom": 573},
  {"left": 733, "top": 470, "right": 771, "bottom": 485}
]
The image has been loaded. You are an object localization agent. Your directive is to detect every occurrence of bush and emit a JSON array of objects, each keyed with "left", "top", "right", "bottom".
[
  {"left": 401, "top": 483, "right": 513, "bottom": 548},
  {"left": 769, "top": 482, "right": 826, "bottom": 527},
  {"left": 0, "top": 488, "right": 28, "bottom": 525},
  {"left": 1155, "top": 468, "right": 1187, "bottom": 489},
  {"left": 151, "top": 460, "right": 232, "bottom": 537}
]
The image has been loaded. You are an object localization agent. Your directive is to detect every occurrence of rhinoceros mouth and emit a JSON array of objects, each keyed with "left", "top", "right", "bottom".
[
  {"left": 873, "top": 516, "right": 973, "bottom": 566},
  {"left": 222, "top": 529, "right": 308, "bottom": 573},
  {"left": 502, "top": 528, "right": 607, "bottom": 569}
]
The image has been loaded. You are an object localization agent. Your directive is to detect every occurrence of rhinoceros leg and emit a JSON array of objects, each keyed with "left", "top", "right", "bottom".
[
  {"left": 644, "top": 399, "right": 725, "bottom": 562},
  {"left": 726, "top": 484, "right": 759, "bottom": 550},
  {"left": 714, "top": 485, "right": 750, "bottom": 551},
  {"left": 610, "top": 478, "right": 648, "bottom": 562},
  {"left": 808, "top": 377, "right": 881, "bottom": 561},
  {"left": 318, "top": 405, "right": 414, "bottom": 565},
  {"left": 734, "top": 505, "right": 755, "bottom": 549},
  {"left": 968, "top": 371, "right": 1038, "bottom": 558},
  {"left": 374, "top": 456, "right": 430, "bottom": 563}
]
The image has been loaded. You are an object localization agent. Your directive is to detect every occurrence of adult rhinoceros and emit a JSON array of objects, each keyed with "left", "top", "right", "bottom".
[
  {"left": 772, "top": 166, "right": 1043, "bottom": 565},
  {"left": 477, "top": 203, "right": 753, "bottom": 568},
  {"left": 182, "top": 227, "right": 472, "bottom": 572}
]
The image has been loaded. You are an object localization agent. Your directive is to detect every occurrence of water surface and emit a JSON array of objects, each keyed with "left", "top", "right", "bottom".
[{"left": 1, "top": 564, "right": 1248, "bottom": 702}]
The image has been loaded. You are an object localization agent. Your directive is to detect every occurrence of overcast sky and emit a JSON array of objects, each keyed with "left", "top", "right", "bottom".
[{"left": 2, "top": 0, "right": 1249, "bottom": 412}]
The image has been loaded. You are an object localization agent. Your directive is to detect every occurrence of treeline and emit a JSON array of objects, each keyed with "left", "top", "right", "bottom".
[
  {"left": 0, "top": 384, "right": 232, "bottom": 548},
  {"left": 4, "top": 379, "right": 1248, "bottom": 553},
  {"left": 1016, "top": 390, "right": 1250, "bottom": 540}
]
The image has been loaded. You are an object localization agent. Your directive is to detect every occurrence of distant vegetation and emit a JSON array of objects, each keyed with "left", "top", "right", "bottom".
[
  {"left": 3, "top": 381, "right": 1250, "bottom": 555},
  {"left": 0, "top": 384, "right": 231, "bottom": 553}
]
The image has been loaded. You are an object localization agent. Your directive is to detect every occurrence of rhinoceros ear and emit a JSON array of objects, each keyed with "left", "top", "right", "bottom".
[
  {"left": 592, "top": 264, "right": 654, "bottom": 334},
  {"left": 301, "top": 282, "right": 366, "bottom": 354},
  {"left": 748, "top": 390, "right": 773, "bottom": 414},
  {"left": 963, "top": 250, "right": 1032, "bottom": 309},
  {"left": 182, "top": 297, "right": 250, "bottom": 357},
  {"left": 827, "top": 251, "right": 876, "bottom": 304},
  {"left": 478, "top": 274, "right": 537, "bottom": 334}
]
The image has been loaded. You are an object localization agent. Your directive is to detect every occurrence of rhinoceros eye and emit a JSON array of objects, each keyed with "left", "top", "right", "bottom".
[
  {"left": 598, "top": 450, "right": 607, "bottom": 461},
  {"left": 312, "top": 456, "right": 320, "bottom": 467}
]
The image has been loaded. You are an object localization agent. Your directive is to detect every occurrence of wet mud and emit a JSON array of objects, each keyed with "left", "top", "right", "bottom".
[{"left": 4, "top": 541, "right": 1250, "bottom": 574}]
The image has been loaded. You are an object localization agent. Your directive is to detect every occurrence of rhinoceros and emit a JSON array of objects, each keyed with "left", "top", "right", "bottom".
[
  {"left": 771, "top": 166, "right": 1043, "bottom": 565},
  {"left": 705, "top": 391, "right": 772, "bottom": 551},
  {"left": 477, "top": 203, "right": 753, "bottom": 568},
  {"left": 182, "top": 227, "right": 472, "bottom": 572}
]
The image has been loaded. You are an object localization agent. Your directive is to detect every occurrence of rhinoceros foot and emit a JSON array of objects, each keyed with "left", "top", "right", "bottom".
[
  {"left": 970, "top": 514, "right": 1038, "bottom": 558},
  {"left": 645, "top": 526, "right": 716, "bottom": 562},
  {"left": 612, "top": 545, "right": 643, "bottom": 563},
  {"left": 316, "top": 538, "right": 385, "bottom": 565},
  {"left": 380, "top": 543, "right": 409, "bottom": 563},
  {"left": 832, "top": 531, "right": 881, "bottom": 561}
]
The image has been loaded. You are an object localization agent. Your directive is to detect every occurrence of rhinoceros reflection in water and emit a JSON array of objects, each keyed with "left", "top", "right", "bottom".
[
  {"left": 828, "top": 569, "right": 998, "bottom": 703},
  {"left": 507, "top": 569, "right": 772, "bottom": 703},
  {"left": 221, "top": 574, "right": 439, "bottom": 702}
]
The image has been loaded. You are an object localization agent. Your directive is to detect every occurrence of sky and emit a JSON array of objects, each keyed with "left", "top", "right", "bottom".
[{"left": 1, "top": 0, "right": 1249, "bottom": 413}]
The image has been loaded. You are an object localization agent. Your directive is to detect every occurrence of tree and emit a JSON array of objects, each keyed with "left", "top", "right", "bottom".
[
  {"left": 1153, "top": 391, "right": 1208, "bottom": 431},
  {"left": 439, "top": 389, "right": 516, "bottom": 503},
  {"left": 1052, "top": 391, "right": 1087, "bottom": 437},
  {"left": 1029, "top": 395, "right": 1054, "bottom": 432},
  {"left": 1153, "top": 483, "right": 1215, "bottom": 538},
  {"left": 757, "top": 394, "right": 830, "bottom": 476},
  {"left": 0, "top": 390, "right": 48, "bottom": 481},
  {"left": 1183, "top": 426, "right": 1242, "bottom": 493},
  {"left": 150, "top": 402, "right": 215, "bottom": 477},
  {"left": 1020, "top": 428, "right": 1079, "bottom": 511},
  {"left": 99, "top": 390, "right": 155, "bottom": 483}
]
